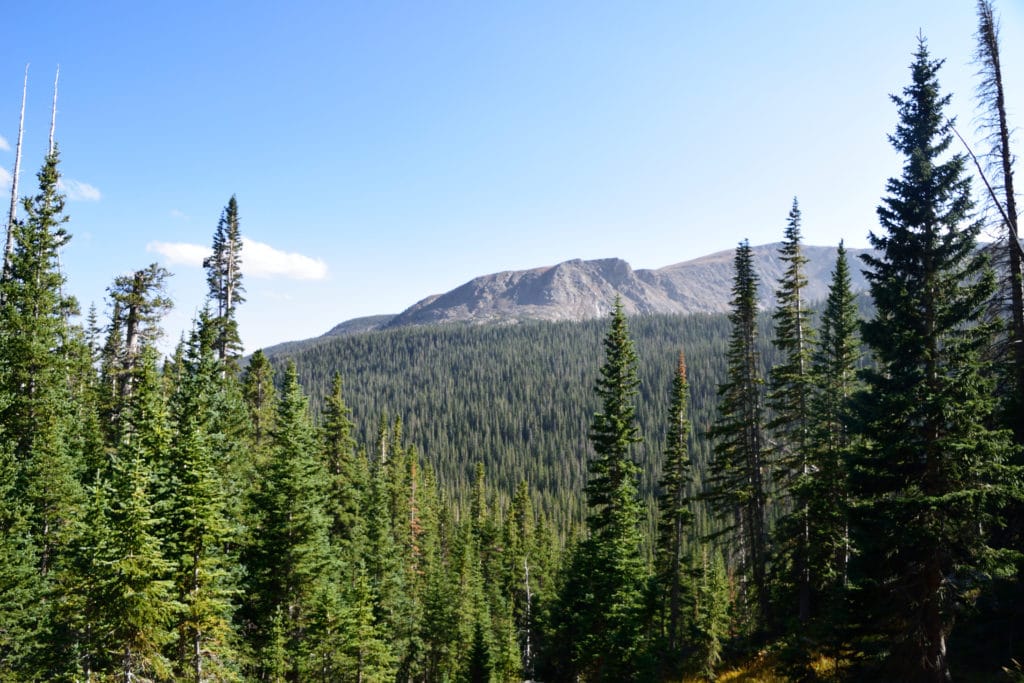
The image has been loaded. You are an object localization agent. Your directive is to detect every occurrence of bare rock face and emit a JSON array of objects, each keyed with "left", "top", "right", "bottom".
[{"left": 382, "top": 243, "right": 872, "bottom": 329}]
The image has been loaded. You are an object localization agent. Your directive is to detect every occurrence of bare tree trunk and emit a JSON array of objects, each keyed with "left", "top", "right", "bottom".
[
  {"left": 4, "top": 65, "right": 28, "bottom": 282},
  {"left": 49, "top": 65, "right": 59, "bottom": 156},
  {"left": 976, "top": 0, "right": 1024, "bottom": 440}
]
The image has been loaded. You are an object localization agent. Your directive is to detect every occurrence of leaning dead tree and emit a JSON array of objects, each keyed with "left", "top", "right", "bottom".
[
  {"left": 973, "top": 0, "right": 1023, "bottom": 438},
  {"left": 3, "top": 64, "right": 28, "bottom": 282}
]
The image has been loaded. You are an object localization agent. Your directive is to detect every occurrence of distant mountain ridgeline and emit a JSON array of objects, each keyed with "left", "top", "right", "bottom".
[
  {"left": 260, "top": 243, "right": 869, "bottom": 529},
  {"left": 287, "top": 242, "right": 873, "bottom": 344}
]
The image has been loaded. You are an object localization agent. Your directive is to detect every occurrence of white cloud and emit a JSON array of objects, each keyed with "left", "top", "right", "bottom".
[
  {"left": 241, "top": 237, "right": 328, "bottom": 280},
  {"left": 169, "top": 209, "right": 189, "bottom": 220},
  {"left": 146, "top": 241, "right": 209, "bottom": 267},
  {"left": 0, "top": 135, "right": 9, "bottom": 151},
  {"left": 146, "top": 237, "right": 328, "bottom": 281},
  {"left": 58, "top": 178, "right": 102, "bottom": 201},
  {"left": 0, "top": 167, "right": 10, "bottom": 188}
]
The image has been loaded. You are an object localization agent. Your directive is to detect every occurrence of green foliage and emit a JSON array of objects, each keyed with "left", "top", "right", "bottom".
[
  {"left": 655, "top": 350, "right": 695, "bottom": 666},
  {"left": 690, "top": 546, "right": 730, "bottom": 680},
  {"left": 706, "top": 240, "right": 770, "bottom": 630},
  {"left": 850, "top": 38, "right": 1020, "bottom": 681},
  {"left": 240, "top": 362, "right": 335, "bottom": 680},
  {"left": 165, "top": 332, "right": 242, "bottom": 681},
  {"left": 548, "top": 300, "right": 650, "bottom": 681},
  {"left": 203, "top": 195, "right": 245, "bottom": 368}
]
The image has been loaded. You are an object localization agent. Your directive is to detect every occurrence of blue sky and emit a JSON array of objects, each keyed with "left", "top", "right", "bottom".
[{"left": 3, "top": 1, "right": 1023, "bottom": 353}]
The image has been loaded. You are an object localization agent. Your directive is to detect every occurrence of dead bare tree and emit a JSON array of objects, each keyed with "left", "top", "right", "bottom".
[
  {"left": 4, "top": 64, "right": 28, "bottom": 283},
  {"left": 973, "top": 0, "right": 1022, "bottom": 440}
]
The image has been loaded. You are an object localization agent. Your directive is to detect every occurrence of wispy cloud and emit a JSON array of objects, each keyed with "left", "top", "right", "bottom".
[
  {"left": 0, "top": 135, "right": 9, "bottom": 152},
  {"left": 59, "top": 178, "right": 102, "bottom": 201},
  {"left": 169, "top": 209, "right": 189, "bottom": 220},
  {"left": 146, "top": 237, "right": 328, "bottom": 281},
  {"left": 146, "top": 241, "right": 209, "bottom": 267},
  {"left": 0, "top": 167, "right": 10, "bottom": 188}
]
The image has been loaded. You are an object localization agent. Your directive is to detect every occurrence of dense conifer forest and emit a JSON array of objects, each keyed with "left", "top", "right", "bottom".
[{"left": 2, "top": 7, "right": 1024, "bottom": 682}]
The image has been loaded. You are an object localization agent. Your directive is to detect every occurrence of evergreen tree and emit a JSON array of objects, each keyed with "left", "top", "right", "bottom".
[
  {"left": 203, "top": 196, "right": 245, "bottom": 368},
  {"left": 0, "top": 419, "right": 46, "bottom": 678},
  {"left": 767, "top": 199, "right": 817, "bottom": 631},
  {"left": 240, "top": 362, "right": 333, "bottom": 681},
  {"left": 0, "top": 149, "right": 83, "bottom": 577},
  {"left": 706, "top": 240, "right": 770, "bottom": 629},
  {"left": 689, "top": 546, "right": 730, "bottom": 681},
  {"left": 655, "top": 350, "right": 694, "bottom": 662},
  {"left": 102, "top": 263, "right": 172, "bottom": 409},
  {"left": 807, "top": 243, "right": 860, "bottom": 621},
  {"left": 94, "top": 414, "right": 177, "bottom": 680},
  {"left": 553, "top": 298, "right": 648, "bottom": 680},
  {"left": 242, "top": 349, "right": 277, "bottom": 454},
  {"left": 851, "top": 39, "right": 1018, "bottom": 682},
  {"left": 503, "top": 480, "right": 537, "bottom": 677},
  {"left": 166, "top": 330, "right": 242, "bottom": 681},
  {"left": 321, "top": 372, "right": 363, "bottom": 545}
]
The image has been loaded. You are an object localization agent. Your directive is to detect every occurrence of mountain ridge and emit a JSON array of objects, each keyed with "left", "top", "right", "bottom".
[{"left": 271, "top": 242, "right": 873, "bottom": 354}]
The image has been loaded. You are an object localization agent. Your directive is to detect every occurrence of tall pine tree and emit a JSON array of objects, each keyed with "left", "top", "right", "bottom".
[
  {"left": 767, "top": 199, "right": 817, "bottom": 629},
  {"left": 551, "top": 298, "right": 648, "bottom": 680},
  {"left": 655, "top": 350, "right": 694, "bottom": 664},
  {"left": 706, "top": 240, "right": 770, "bottom": 630},
  {"left": 203, "top": 196, "right": 245, "bottom": 369},
  {"left": 851, "top": 38, "right": 1018, "bottom": 682}
]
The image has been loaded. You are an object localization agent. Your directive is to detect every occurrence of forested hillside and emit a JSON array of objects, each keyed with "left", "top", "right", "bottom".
[
  {"left": 264, "top": 311, "right": 773, "bottom": 536},
  {"left": 2, "top": 5, "right": 1023, "bottom": 682}
]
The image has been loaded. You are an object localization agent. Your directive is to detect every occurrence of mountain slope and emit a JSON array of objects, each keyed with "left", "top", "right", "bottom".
[
  {"left": 258, "top": 242, "right": 871, "bottom": 357},
  {"left": 384, "top": 242, "right": 871, "bottom": 328}
]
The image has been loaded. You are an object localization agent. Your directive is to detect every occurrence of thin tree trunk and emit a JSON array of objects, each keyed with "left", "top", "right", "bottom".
[
  {"left": 49, "top": 65, "right": 59, "bottom": 156},
  {"left": 4, "top": 65, "right": 28, "bottom": 282}
]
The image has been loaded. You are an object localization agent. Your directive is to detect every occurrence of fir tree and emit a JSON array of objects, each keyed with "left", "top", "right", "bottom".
[
  {"left": 807, "top": 243, "right": 860, "bottom": 617},
  {"left": 555, "top": 298, "right": 648, "bottom": 680},
  {"left": 321, "top": 372, "right": 363, "bottom": 546},
  {"left": 103, "top": 263, "right": 172, "bottom": 406},
  {"left": 242, "top": 349, "right": 277, "bottom": 454},
  {"left": 203, "top": 196, "right": 245, "bottom": 368},
  {"left": 767, "top": 199, "right": 817, "bottom": 632},
  {"left": 0, "top": 149, "right": 83, "bottom": 577},
  {"left": 655, "top": 350, "right": 694, "bottom": 661},
  {"left": 706, "top": 240, "right": 770, "bottom": 629},
  {"left": 851, "top": 38, "right": 1018, "bottom": 682},
  {"left": 690, "top": 546, "right": 730, "bottom": 681},
  {"left": 166, "top": 330, "right": 242, "bottom": 681},
  {"left": 240, "top": 362, "right": 333, "bottom": 681}
]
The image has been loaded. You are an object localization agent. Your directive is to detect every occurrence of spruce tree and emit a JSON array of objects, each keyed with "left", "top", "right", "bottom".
[
  {"left": 807, "top": 243, "right": 860, "bottom": 614},
  {"left": 553, "top": 298, "right": 648, "bottom": 680},
  {"left": 706, "top": 240, "right": 770, "bottom": 629},
  {"left": 0, "top": 420, "right": 46, "bottom": 677},
  {"left": 103, "top": 263, "right": 172, "bottom": 408},
  {"left": 690, "top": 546, "right": 730, "bottom": 681},
  {"left": 851, "top": 39, "right": 1018, "bottom": 682},
  {"left": 321, "top": 372, "right": 363, "bottom": 545},
  {"left": 165, "top": 329, "right": 242, "bottom": 681},
  {"left": 203, "top": 196, "right": 245, "bottom": 368},
  {"left": 0, "top": 149, "right": 83, "bottom": 577},
  {"left": 767, "top": 199, "right": 818, "bottom": 631},
  {"left": 655, "top": 350, "right": 694, "bottom": 662},
  {"left": 241, "top": 349, "right": 277, "bottom": 453},
  {"left": 240, "top": 362, "right": 333, "bottom": 680}
]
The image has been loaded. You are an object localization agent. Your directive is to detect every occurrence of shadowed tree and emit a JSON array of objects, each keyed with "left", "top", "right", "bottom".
[{"left": 851, "top": 39, "right": 1018, "bottom": 682}]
